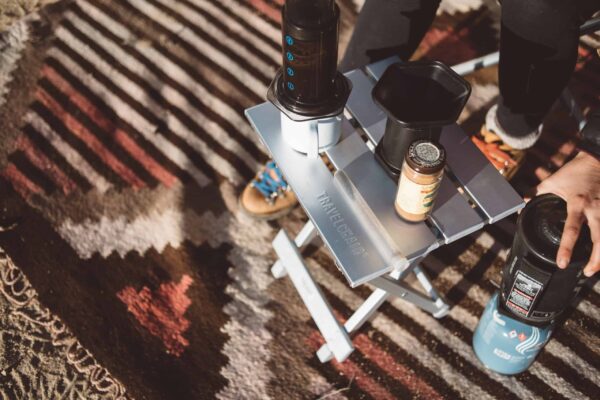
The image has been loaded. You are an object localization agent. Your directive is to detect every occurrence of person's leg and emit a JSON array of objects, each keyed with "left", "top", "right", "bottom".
[
  {"left": 339, "top": 0, "right": 441, "bottom": 72},
  {"left": 495, "top": 0, "right": 599, "bottom": 148}
]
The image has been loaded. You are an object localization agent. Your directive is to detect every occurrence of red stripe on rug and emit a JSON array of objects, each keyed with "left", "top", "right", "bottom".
[
  {"left": 16, "top": 135, "right": 78, "bottom": 195},
  {"left": 117, "top": 275, "right": 193, "bottom": 357},
  {"left": 352, "top": 333, "right": 444, "bottom": 400},
  {"left": 35, "top": 87, "right": 146, "bottom": 189},
  {"left": 246, "top": 0, "right": 281, "bottom": 24},
  {"left": 307, "top": 332, "right": 397, "bottom": 400},
  {"left": 1, "top": 162, "right": 45, "bottom": 199},
  {"left": 327, "top": 310, "right": 441, "bottom": 398},
  {"left": 42, "top": 65, "right": 179, "bottom": 188}
]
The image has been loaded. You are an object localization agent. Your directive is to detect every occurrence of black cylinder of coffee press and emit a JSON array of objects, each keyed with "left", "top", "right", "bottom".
[
  {"left": 375, "top": 122, "right": 442, "bottom": 178},
  {"left": 499, "top": 194, "right": 592, "bottom": 326},
  {"left": 281, "top": 0, "right": 339, "bottom": 109}
]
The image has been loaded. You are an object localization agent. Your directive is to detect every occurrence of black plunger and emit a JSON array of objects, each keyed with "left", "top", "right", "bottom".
[{"left": 267, "top": 0, "right": 351, "bottom": 121}]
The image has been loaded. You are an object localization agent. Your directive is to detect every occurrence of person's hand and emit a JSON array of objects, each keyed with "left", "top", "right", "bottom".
[{"left": 536, "top": 151, "right": 600, "bottom": 277}]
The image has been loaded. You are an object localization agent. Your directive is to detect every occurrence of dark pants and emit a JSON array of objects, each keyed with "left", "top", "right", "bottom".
[{"left": 340, "top": 0, "right": 599, "bottom": 137}]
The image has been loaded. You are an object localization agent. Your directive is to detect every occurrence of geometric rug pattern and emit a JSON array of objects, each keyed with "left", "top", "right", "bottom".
[{"left": 0, "top": 0, "right": 598, "bottom": 398}]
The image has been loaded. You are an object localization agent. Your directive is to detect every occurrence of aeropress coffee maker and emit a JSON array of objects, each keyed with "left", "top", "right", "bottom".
[
  {"left": 267, "top": 0, "right": 351, "bottom": 158},
  {"left": 372, "top": 61, "right": 471, "bottom": 179}
]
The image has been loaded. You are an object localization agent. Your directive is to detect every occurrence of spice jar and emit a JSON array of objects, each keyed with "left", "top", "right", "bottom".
[{"left": 395, "top": 140, "right": 446, "bottom": 222}]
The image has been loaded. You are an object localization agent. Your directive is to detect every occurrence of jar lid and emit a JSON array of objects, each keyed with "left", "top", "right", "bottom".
[{"left": 405, "top": 140, "right": 446, "bottom": 174}]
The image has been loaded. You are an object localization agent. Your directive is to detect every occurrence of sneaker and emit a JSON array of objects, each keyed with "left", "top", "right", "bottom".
[
  {"left": 239, "top": 161, "right": 298, "bottom": 220},
  {"left": 471, "top": 105, "right": 532, "bottom": 180}
]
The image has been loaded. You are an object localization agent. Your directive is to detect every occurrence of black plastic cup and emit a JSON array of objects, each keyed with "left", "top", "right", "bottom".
[{"left": 372, "top": 61, "right": 471, "bottom": 178}]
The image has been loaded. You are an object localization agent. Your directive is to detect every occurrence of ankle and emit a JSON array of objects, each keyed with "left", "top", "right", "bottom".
[{"left": 486, "top": 105, "right": 542, "bottom": 150}]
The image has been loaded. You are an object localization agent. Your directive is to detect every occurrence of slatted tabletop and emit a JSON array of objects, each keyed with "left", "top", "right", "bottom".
[{"left": 245, "top": 58, "right": 524, "bottom": 288}]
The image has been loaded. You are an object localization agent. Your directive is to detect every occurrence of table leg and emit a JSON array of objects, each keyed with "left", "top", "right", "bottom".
[
  {"left": 316, "top": 268, "right": 405, "bottom": 362},
  {"left": 271, "top": 221, "right": 317, "bottom": 279},
  {"left": 371, "top": 267, "right": 449, "bottom": 318},
  {"left": 413, "top": 265, "right": 449, "bottom": 318},
  {"left": 272, "top": 229, "right": 354, "bottom": 363},
  {"left": 316, "top": 289, "right": 390, "bottom": 362}
]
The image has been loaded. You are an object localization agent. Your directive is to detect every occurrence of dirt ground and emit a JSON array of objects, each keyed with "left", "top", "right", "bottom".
[{"left": 0, "top": 0, "right": 58, "bottom": 31}]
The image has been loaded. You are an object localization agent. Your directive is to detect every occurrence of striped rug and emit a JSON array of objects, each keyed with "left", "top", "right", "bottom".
[{"left": 0, "top": 0, "right": 598, "bottom": 398}]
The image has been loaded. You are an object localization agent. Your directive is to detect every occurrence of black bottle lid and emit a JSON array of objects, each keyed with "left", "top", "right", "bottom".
[{"left": 519, "top": 194, "right": 592, "bottom": 268}]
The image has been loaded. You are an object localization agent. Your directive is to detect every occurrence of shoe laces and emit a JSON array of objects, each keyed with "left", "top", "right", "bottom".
[{"left": 251, "top": 161, "right": 289, "bottom": 203}]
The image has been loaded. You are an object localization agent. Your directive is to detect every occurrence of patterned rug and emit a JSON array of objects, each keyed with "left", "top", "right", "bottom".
[{"left": 0, "top": 0, "right": 599, "bottom": 399}]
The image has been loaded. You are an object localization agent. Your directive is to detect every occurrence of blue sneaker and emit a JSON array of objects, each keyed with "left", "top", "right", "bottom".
[{"left": 239, "top": 161, "right": 297, "bottom": 220}]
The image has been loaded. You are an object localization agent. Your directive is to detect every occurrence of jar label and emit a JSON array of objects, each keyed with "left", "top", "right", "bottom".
[{"left": 395, "top": 177, "right": 441, "bottom": 215}]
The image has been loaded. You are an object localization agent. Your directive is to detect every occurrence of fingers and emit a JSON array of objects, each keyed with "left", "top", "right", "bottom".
[
  {"left": 557, "top": 197, "right": 585, "bottom": 269},
  {"left": 583, "top": 207, "right": 600, "bottom": 277},
  {"left": 534, "top": 181, "right": 560, "bottom": 201},
  {"left": 535, "top": 179, "right": 561, "bottom": 198},
  {"left": 584, "top": 242, "right": 600, "bottom": 277}
]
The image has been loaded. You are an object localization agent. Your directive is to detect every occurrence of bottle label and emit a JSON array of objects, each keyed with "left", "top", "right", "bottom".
[
  {"left": 506, "top": 270, "right": 543, "bottom": 317},
  {"left": 395, "top": 177, "right": 441, "bottom": 215}
]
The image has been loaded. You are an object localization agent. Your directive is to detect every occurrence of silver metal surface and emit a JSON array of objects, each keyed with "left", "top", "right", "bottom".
[
  {"left": 334, "top": 170, "right": 410, "bottom": 272},
  {"left": 365, "top": 56, "right": 401, "bottom": 82},
  {"left": 345, "top": 64, "right": 524, "bottom": 224},
  {"left": 324, "top": 128, "right": 368, "bottom": 171},
  {"left": 430, "top": 175, "right": 485, "bottom": 243},
  {"left": 344, "top": 70, "right": 386, "bottom": 144},
  {"left": 345, "top": 70, "right": 487, "bottom": 242},
  {"left": 338, "top": 151, "right": 439, "bottom": 259},
  {"left": 440, "top": 124, "right": 525, "bottom": 222},
  {"left": 246, "top": 103, "right": 396, "bottom": 287}
]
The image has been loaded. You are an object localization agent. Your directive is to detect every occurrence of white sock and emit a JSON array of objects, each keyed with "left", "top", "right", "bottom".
[{"left": 485, "top": 105, "right": 542, "bottom": 150}]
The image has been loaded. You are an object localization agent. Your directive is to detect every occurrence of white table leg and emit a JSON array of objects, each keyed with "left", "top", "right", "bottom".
[
  {"left": 414, "top": 265, "right": 450, "bottom": 318},
  {"left": 272, "top": 230, "right": 354, "bottom": 362},
  {"left": 316, "top": 289, "right": 390, "bottom": 362},
  {"left": 271, "top": 261, "right": 287, "bottom": 279},
  {"left": 316, "top": 263, "right": 407, "bottom": 362},
  {"left": 371, "top": 275, "right": 449, "bottom": 318},
  {"left": 271, "top": 221, "right": 317, "bottom": 279}
]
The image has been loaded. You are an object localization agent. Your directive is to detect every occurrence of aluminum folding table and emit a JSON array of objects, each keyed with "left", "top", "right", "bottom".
[{"left": 245, "top": 57, "right": 524, "bottom": 363}]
